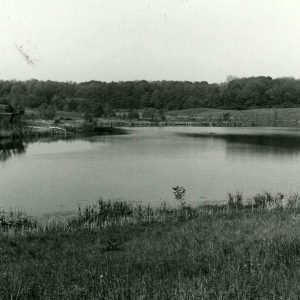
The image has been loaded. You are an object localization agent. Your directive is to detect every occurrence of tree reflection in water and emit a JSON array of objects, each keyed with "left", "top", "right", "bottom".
[{"left": 0, "top": 139, "right": 27, "bottom": 162}]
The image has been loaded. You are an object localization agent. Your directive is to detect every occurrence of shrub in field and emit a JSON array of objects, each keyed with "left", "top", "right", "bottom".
[
  {"left": 172, "top": 186, "right": 186, "bottom": 208},
  {"left": 252, "top": 192, "right": 285, "bottom": 209},
  {"left": 76, "top": 198, "right": 134, "bottom": 226},
  {"left": 227, "top": 192, "right": 243, "bottom": 209},
  {"left": 286, "top": 193, "right": 300, "bottom": 208},
  {"left": 0, "top": 210, "right": 36, "bottom": 232}
]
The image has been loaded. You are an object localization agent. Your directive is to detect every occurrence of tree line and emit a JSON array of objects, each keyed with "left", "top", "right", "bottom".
[{"left": 0, "top": 76, "right": 300, "bottom": 116}]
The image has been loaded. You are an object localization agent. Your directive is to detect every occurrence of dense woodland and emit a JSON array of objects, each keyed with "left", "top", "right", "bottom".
[{"left": 1, "top": 76, "right": 300, "bottom": 116}]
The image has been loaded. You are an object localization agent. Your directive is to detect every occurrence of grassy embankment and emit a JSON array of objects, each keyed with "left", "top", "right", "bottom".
[
  {"left": 167, "top": 107, "right": 300, "bottom": 127},
  {"left": 2, "top": 192, "right": 300, "bottom": 299}
]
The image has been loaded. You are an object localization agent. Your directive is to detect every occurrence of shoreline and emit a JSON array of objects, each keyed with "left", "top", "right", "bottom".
[{"left": 0, "top": 125, "right": 127, "bottom": 139}]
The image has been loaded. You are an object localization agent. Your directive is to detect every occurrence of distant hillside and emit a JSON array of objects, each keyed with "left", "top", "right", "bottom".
[{"left": 167, "top": 107, "right": 300, "bottom": 127}]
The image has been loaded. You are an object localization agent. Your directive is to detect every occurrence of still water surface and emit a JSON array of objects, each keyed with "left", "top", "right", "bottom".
[{"left": 1, "top": 127, "right": 300, "bottom": 216}]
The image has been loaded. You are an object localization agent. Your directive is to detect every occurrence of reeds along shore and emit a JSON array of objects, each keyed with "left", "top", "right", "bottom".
[
  {"left": 2, "top": 193, "right": 300, "bottom": 299},
  {"left": 0, "top": 125, "right": 125, "bottom": 140},
  {"left": 2, "top": 191, "right": 300, "bottom": 233},
  {"left": 0, "top": 127, "right": 56, "bottom": 139}
]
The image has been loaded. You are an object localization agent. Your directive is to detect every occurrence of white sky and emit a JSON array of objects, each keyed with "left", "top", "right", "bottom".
[{"left": 1, "top": 0, "right": 300, "bottom": 83}]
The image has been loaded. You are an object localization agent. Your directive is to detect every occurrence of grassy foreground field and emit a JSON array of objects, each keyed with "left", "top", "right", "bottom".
[{"left": 2, "top": 194, "right": 300, "bottom": 299}]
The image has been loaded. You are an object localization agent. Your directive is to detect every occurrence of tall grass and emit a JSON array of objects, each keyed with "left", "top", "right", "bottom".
[
  {"left": 72, "top": 198, "right": 198, "bottom": 228},
  {"left": 3, "top": 193, "right": 300, "bottom": 298},
  {"left": 3, "top": 191, "right": 300, "bottom": 235},
  {"left": 228, "top": 191, "right": 300, "bottom": 210},
  {"left": 72, "top": 192, "right": 300, "bottom": 229},
  {"left": 0, "top": 210, "right": 37, "bottom": 234},
  {"left": 2, "top": 197, "right": 300, "bottom": 298}
]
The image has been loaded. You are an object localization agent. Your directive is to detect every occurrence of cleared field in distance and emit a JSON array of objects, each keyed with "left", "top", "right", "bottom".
[{"left": 167, "top": 107, "right": 300, "bottom": 127}]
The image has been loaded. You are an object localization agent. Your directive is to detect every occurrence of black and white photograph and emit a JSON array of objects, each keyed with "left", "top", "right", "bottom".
[{"left": 1, "top": 0, "right": 300, "bottom": 298}]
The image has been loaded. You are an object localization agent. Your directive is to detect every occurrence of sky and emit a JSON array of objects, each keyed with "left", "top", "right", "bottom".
[{"left": 1, "top": 0, "right": 300, "bottom": 83}]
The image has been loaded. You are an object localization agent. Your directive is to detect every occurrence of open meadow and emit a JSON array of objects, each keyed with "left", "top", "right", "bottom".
[{"left": 167, "top": 107, "right": 300, "bottom": 127}]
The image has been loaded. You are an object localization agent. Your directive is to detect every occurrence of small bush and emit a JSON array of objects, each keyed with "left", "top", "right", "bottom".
[
  {"left": 253, "top": 192, "right": 285, "bottom": 209},
  {"left": 172, "top": 186, "right": 186, "bottom": 208},
  {"left": 227, "top": 192, "right": 243, "bottom": 209}
]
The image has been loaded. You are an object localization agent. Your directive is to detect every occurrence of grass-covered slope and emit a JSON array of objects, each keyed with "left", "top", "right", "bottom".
[
  {"left": 167, "top": 107, "right": 300, "bottom": 127},
  {"left": 2, "top": 211, "right": 300, "bottom": 299},
  {"left": 2, "top": 195, "right": 300, "bottom": 299}
]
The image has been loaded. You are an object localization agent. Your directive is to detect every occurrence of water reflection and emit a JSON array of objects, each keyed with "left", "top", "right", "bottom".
[
  {"left": 0, "top": 139, "right": 27, "bottom": 162},
  {"left": 0, "top": 129, "right": 128, "bottom": 163},
  {"left": 177, "top": 132, "right": 300, "bottom": 156}
]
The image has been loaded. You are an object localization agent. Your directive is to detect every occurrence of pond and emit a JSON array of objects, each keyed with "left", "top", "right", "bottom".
[{"left": 1, "top": 127, "right": 300, "bottom": 216}]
